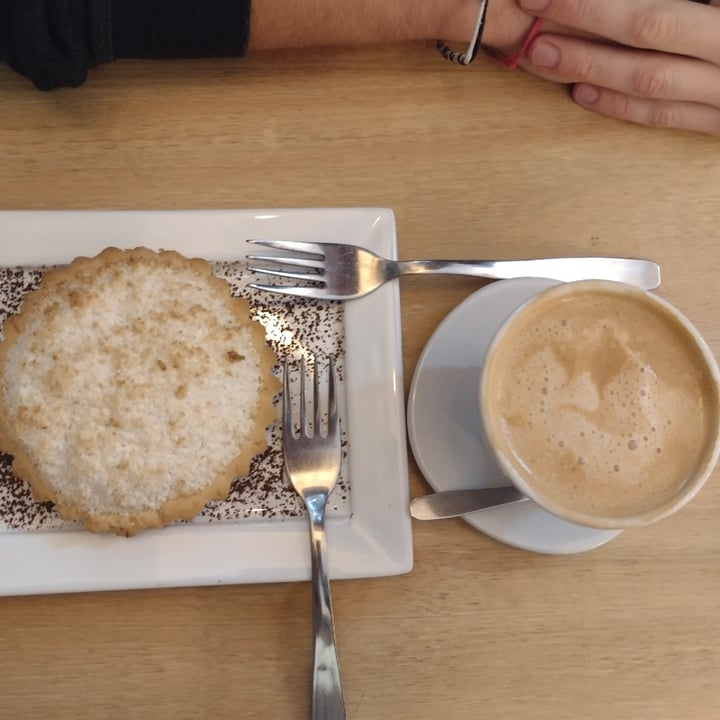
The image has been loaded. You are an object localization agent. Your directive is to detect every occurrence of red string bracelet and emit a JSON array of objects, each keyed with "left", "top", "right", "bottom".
[{"left": 501, "top": 17, "right": 544, "bottom": 69}]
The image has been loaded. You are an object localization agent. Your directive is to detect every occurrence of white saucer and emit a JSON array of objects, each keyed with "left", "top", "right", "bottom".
[{"left": 407, "top": 278, "right": 622, "bottom": 555}]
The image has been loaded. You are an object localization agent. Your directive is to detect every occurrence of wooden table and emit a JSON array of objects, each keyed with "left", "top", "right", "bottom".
[{"left": 1, "top": 43, "right": 719, "bottom": 720}]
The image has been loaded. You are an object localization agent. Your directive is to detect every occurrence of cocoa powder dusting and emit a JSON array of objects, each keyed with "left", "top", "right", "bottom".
[{"left": 0, "top": 261, "right": 350, "bottom": 533}]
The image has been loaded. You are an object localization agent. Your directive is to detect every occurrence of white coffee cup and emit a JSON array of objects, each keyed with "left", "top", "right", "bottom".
[{"left": 479, "top": 279, "right": 720, "bottom": 529}]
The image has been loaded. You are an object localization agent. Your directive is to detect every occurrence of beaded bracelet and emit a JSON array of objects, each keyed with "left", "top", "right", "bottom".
[{"left": 436, "top": 0, "right": 489, "bottom": 65}]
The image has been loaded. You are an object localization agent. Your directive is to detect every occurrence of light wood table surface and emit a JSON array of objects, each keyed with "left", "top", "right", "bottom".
[{"left": 1, "top": 43, "right": 719, "bottom": 720}]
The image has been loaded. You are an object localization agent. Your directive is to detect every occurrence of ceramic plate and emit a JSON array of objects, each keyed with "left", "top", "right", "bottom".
[
  {"left": 407, "top": 277, "right": 622, "bottom": 554},
  {"left": 0, "top": 208, "right": 412, "bottom": 595}
]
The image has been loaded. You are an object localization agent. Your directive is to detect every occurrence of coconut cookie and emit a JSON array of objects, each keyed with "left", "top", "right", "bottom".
[{"left": 0, "top": 247, "right": 278, "bottom": 536}]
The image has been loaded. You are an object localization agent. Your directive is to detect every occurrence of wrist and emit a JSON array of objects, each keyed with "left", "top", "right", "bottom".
[
  {"left": 482, "top": 0, "right": 538, "bottom": 56},
  {"left": 433, "top": 0, "right": 540, "bottom": 60},
  {"left": 433, "top": 1, "right": 482, "bottom": 42}
]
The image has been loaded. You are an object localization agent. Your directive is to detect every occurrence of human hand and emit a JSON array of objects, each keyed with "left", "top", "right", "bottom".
[{"left": 514, "top": 0, "right": 720, "bottom": 135}]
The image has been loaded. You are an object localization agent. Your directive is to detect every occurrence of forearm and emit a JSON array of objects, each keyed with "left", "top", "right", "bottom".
[
  {"left": 0, "top": 0, "right": 533, "bottom": 90},
  {"left": 248, "top": 0, "right": 534, "bottom": 55},
  {"left": 249, "top": 0, "right": 478, "bottom": 49}
]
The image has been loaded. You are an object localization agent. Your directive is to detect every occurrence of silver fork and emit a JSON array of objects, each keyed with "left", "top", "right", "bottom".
[
  {"left": 283, "top": 355, "right": 346, "bottom": 720},
  {"left": 248, "top": 240, "right": 661, "bottom": 300}
]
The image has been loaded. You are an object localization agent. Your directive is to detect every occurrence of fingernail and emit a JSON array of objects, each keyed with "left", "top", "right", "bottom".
[
  {"left": 575, "top": 84, "right": 600, "bottom": 105},
  {"left": 519, "top": 0, "right": 550, "bottom": 11},
  {"left": 529, "top": 41, "right": 560, "bottom": 69}
]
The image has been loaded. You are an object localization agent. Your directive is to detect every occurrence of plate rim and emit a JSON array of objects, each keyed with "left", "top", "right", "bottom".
[{"left": 0, "top": 207, "right": 413, "bottom": 595}]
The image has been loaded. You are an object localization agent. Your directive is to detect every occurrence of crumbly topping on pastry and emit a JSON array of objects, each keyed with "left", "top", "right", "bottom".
[{"left": 0, "top": 247, "right": 278, "bottom": 535}]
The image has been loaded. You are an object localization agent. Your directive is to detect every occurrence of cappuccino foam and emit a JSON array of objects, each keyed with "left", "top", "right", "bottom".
[{"left": 482, "top": 283, "right": 720, "bottom": 522}]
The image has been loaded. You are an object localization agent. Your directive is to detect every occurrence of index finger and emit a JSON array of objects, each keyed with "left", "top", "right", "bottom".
[{"left": 518, "top": 0, "right": 720, "bottom": 65}]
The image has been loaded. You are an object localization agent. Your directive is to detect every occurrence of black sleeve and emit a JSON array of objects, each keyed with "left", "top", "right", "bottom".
[{"left": 0, "top": 0, "right": 252, "bottom": 91}]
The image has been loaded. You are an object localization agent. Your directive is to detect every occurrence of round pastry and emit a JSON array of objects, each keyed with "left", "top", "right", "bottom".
[{"left": 0, "top": 247, "right": 278, "bottom": 535}]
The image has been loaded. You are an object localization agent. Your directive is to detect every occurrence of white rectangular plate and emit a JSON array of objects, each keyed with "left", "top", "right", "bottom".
[{"left": 0, "top": 208, "right": 412, "bottom": 595}]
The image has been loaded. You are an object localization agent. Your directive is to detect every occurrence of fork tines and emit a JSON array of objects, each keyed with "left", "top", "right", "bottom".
[
  {"left": 248, "top": 239, "right": 326, "bottom": 256},
  {"left": 283, "top": 355, "right": 337, "bottom": 440},
  {"left": 247, "top": 239, "right": 327, "bottom": 294}
]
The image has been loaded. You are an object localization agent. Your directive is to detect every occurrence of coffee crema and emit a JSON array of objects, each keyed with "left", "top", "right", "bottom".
[{"left": 481, "top": 281, "right": 720, "bottom": 526}]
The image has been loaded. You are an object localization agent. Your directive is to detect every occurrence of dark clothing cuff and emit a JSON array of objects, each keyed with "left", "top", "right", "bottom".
[
  {"left": 112, "top": 0, "right": 251, "bottom": 59},
  {"left": 0, "top": 0, "right": 252, "bottom": 91},
  {"left": 0, "top": 0, "right": 113, "bottom": 90}
]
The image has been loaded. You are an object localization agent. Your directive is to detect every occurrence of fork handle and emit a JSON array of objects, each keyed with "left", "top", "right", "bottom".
[
  {"left": 397, "top": 259, "right": 509, "bottom": 277},
  {"left": 306, "top": 495, "right": 346, "bottom": 720},
  {"left": 395, "top": 257, "right": 659, "bottom": 288}
]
